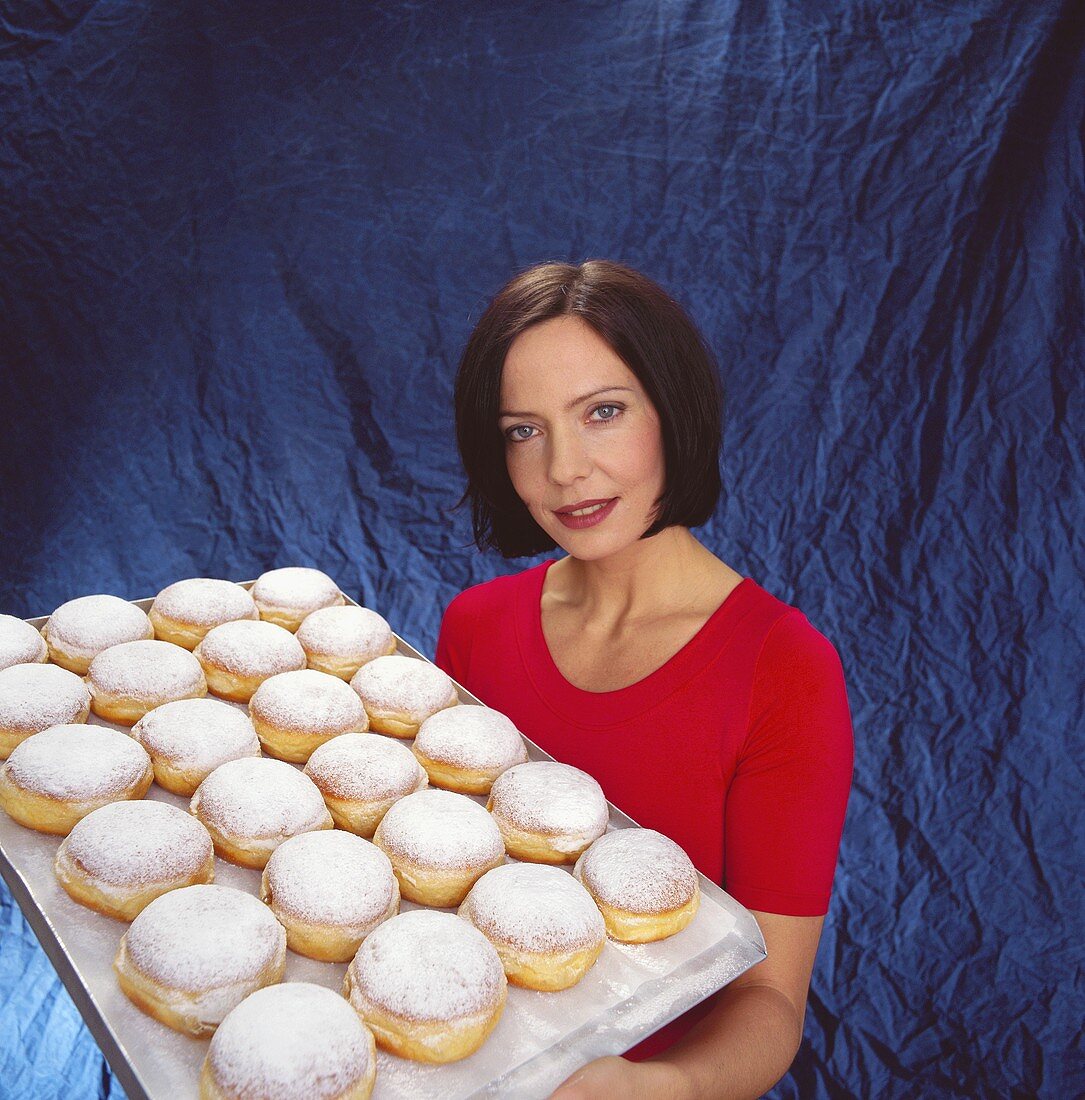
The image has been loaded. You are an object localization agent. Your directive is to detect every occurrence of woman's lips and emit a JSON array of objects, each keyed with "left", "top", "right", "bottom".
[{"left": 554, "top": 497, "right": 618, "bottom": 530}]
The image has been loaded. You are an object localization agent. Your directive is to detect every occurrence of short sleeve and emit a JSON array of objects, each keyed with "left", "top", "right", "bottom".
[
  {"left": 723, "top": 610, "right": 854, "bottom": 916},
  {"left": 434, "top": 589, "right": 476, "bottom": 684}
]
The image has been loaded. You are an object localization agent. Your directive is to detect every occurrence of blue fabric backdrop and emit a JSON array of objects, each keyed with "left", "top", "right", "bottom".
[{"left": 0, "top": 1, "right": 1081, "bottom": 1097}]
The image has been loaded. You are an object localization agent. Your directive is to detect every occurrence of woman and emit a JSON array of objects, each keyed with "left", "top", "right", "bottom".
[{"left": 435, "top": 259, "right": 853, "bottom": 1099}]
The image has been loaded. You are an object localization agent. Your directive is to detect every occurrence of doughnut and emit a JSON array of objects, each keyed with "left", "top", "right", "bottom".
[
  {"left": 190, "top": 756, "right": 333, "bottom": 869},
  {"left": 260, "top": 829, "right": 399, "bottom": 962},
  {"left": 41, "top": 594, "right": 154, "bottom": 675},
  {"left": 349, "top": 654, "right": 458, "bottom": 738},
  {"left": 251, "top": 567, "right": 344, "bottom": 632},
  {"left": 87, "top": 639, "right": 207, "bottom": 725},
  {"left": 343, "top": 909, "right": 507, "bottom": 1063},
  {"left": 0, "top": 662, "right": 91, "bottom": 759},
  {"left": 114, "top": 884, "right": 287, "bottom": 1037},
  {"left": 459, "top": 863, "right": 606, "bottom": 990},
  {"left": 303, "top": 733, "right": 428, "bottom": 837},
  {"left": 200, "top": 983, "right": 377, "bottom": 1100},
  {"left": 193, "top": 619, "right": 307, "bottom": 703},
  {"left": 573, "top": 828, "right": 701, "bottom": 943},
  {"left": 0, "top": 613, "right": 48, "bottom": 671},
  {"left": 149, "top": 578, "right": 259, "bottom": 650},
  {"left": 55, "top": 800, "right": 215, "bottom": 921},
  {"left": 0, "top": 724, "right": 153, "bottom": 835},
  {"left": 295, "top": 605, "right": 396, "bottom": 681},
  {"left": 372, "top": 788, "right": 504, "bottom": 907},
  {"left": 249, "top": 669, "right": 368, "bottom": 763},
  {"left": 412, "top": 705, "right": 528, "bottom": 795},
  {"left": 486, "top": 761, "right": 608, "bottom": 864},
  {"left": 131, "top": 697, "right": 261, "bottom": 796}
]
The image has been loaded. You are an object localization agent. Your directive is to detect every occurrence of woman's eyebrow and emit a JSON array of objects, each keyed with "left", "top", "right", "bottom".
[{"left": 498, "top": 386, "right": 634, "bottom": 419}]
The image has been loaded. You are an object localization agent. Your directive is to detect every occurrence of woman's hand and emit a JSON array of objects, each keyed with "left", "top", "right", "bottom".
[{"left": 548, "top": 1055, "right": 688, "bottom": 1099}]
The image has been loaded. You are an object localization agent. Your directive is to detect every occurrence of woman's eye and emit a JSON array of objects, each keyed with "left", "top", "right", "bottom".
[
  {"left": 591, "top": 404, "right": 622, "bottom": 422},
  {"left": 505, "top": 425, "right": 536, "bottom": 442}
]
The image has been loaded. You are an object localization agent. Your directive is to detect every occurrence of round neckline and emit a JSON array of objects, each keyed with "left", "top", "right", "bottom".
[{"left": 515, "top": 558, "right": 756, "bottom": 728}]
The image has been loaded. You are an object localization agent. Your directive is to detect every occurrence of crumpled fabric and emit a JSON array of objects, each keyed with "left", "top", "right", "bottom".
[{"left": 0, "top": 1, "right": 1081, "bottom": 1097}]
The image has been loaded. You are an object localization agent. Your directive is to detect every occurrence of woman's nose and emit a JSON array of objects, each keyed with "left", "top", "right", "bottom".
[{"left": 547, "top": 427, "right": 593, "bottom": 486}]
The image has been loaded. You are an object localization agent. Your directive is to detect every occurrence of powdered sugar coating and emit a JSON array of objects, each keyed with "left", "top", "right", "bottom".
[
  {"left": 575, "top": 828, "right": 699, "bottom": 913},
  {"left": 43, "top": 595, "right": 153, "bottom": 661},
  {"left": 3, "top": 724, "right": 151, "bottom": 800},
  {"left": 252, "top": 567, "right": 343, "bottom": 618},
  {"left": 489, "top": 762, "right": 609, "bottom": 850},
  {"left": 194, "top": 620, "right": 306, "bottom": 678},
  {"left": 304, "top": 733, "right": 427, "bottom": 801},
  {"left": 0, "top": 663, "right": 90, "bottom": 734},
  {"left": 264, "top": 830, "right": 396, "bottom": 927},
  {"left": 150, "top": 578, "right": 258, "bottom": 629},
  {"left": 374, "top": 788, "right": 504, "bottom": 871},
  {"left": 207, "top": 983, "right": 374, "bottom": 1098},
  {"left": 350, "top": 654, "right": 456, "bottom": 720},
  {"left": 414, "top": 705, "right": 528, "bottom": 772},
  {"left": 348, "top": 909, "right": 505, "bottom": 1022},
  {"left": 461, "top": 863, "right": 605, "bottom": 952},
  {"left": 56, "top": 800, "right": 212, "bottom": 887},
  {"left": 191, "top": 757, "right": 330, "bottom": 841},
  {"left": 132, "top": 698, "right": 260, "bottom": 772},
  {"left": 122, "top": 884, "right": 285, "bottom": 992},
  {"left": 0, "top": 615, "right": 47, "bottom": 670},
  {"left": 250, "top": 669, "right": 367, "bottom": 735},
  {"left": 88, "top": 640, "right": 206, "bottom": 703},
  {"left": 296, "top": 604, "right": 394, "bottom": 663}
]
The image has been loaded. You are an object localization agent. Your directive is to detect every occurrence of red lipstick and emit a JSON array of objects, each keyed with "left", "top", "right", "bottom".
[{"left": 554, "top": 497, "right": 618, "bottom": 529}]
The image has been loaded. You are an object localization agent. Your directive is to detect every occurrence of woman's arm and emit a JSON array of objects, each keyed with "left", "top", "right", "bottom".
[{"left": 549, "top": 910, "right": 824, "bottom": 1100}]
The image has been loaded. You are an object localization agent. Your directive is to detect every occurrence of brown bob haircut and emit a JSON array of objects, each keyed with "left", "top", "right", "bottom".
[{"left": 454, "top": 259, "right": 723, "bottom": 558}]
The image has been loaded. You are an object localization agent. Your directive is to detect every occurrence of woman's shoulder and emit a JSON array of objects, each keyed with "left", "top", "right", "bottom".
[
  {"left": 441, "top": 559, "right": 552, "bottom": 624},
  {"left": 741, "top": 581, "right": 845, "bottom": 680}
]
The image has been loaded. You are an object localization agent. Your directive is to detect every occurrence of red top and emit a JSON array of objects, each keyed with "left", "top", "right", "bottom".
[{"left": 434, "top": 558, "right": 853, "bottom": 1059}]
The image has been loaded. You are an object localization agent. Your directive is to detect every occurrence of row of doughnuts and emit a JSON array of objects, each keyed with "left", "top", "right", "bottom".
[
  {"left": 0, "top": 569, "right": 400, "bottom": 759},
  {"left": 0, "top": 686, "right": 699, "bottom": 944},
  {"left": 106, "top": 818, "right": 700, "bottom": 1084}
]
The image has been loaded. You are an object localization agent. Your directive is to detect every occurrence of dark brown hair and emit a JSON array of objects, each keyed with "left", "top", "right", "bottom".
[{"left": 454, "top": 259, "right": 723, "bottom": 558}]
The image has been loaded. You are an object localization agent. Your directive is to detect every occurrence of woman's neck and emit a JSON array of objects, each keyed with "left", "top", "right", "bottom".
[{"left": 546, "top": 527, "right": 739, "bottom": 630}]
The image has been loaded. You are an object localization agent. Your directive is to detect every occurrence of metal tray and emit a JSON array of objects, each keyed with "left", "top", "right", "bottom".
[{"left": 0, "top": 584, "right": 766, "bottom": 1099}]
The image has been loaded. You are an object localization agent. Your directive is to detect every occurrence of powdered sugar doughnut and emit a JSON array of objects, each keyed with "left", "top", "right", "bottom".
[
  {"left": 260, "top": 830, "right": 399, "bottom": 962},
  {"left": 88, "top": 639, "right": 207, "bottom": 725},
  {"left": 0, "top": 662, "right": 91, "bottom": 759},
  {"left": 190, "top": 757, "right": 333, "bottom": 869},
  {"left": 459, "top": 863, "right": 606, "bottom": 990},
  {"left": 372, "top": 788, "right": 504, "bottom": 907},
  {"left": 487, "top": 761, "right": 608, "bottom": 864},
  {"left": 149, "top": 578, "right": 259, "bottom": 650},
  {"left": 413, "top": 705, "right": 528, "bottom": 795},
  {"left": 349, "top": 655, "right": 458, "bottom": 738},
  {"left": 194, "top": 619, "right": 306, "bottom": 703},
  {"left": 55, "top": 800, "right": 215, "bottom": 921},
  {"left": 296, "top": 605, "right": 397, "bottom": 681},
  {"left": 251, "top": 567, "right": 345, "bottom": 632},
  {"left": 573, "top": 828, "right": 701, "bottom": 943},
  {"left": 114, "top": 884, "right": 287, "bottom": 1037},
  {"left": 303, "top": 733, "right": 428, "bottom": 837},
  {"left": 42, "top": 594, "right": 154, "bottom": 675},
  {"left": 249, "top": 669, "right": 368, "bottom": 764},
  {"left": 200, "top": 983, "right": 377, "bottom": 1100},
  {"left": 131, "top": 698, "right": 261, "bottom": 796},
  {"left": 343, "top": 909, "right": 507, "bottom": 1063},
  {"left": 0, "top": 724, "right": 153, "bottom": 835},
  {"left": 0, "top": 614, "right": 47, "bottom": 671}
]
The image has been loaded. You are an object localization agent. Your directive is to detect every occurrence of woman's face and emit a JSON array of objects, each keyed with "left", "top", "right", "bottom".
[{"left": 498, "top": 315, "right": 666, "bottom": 561}]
